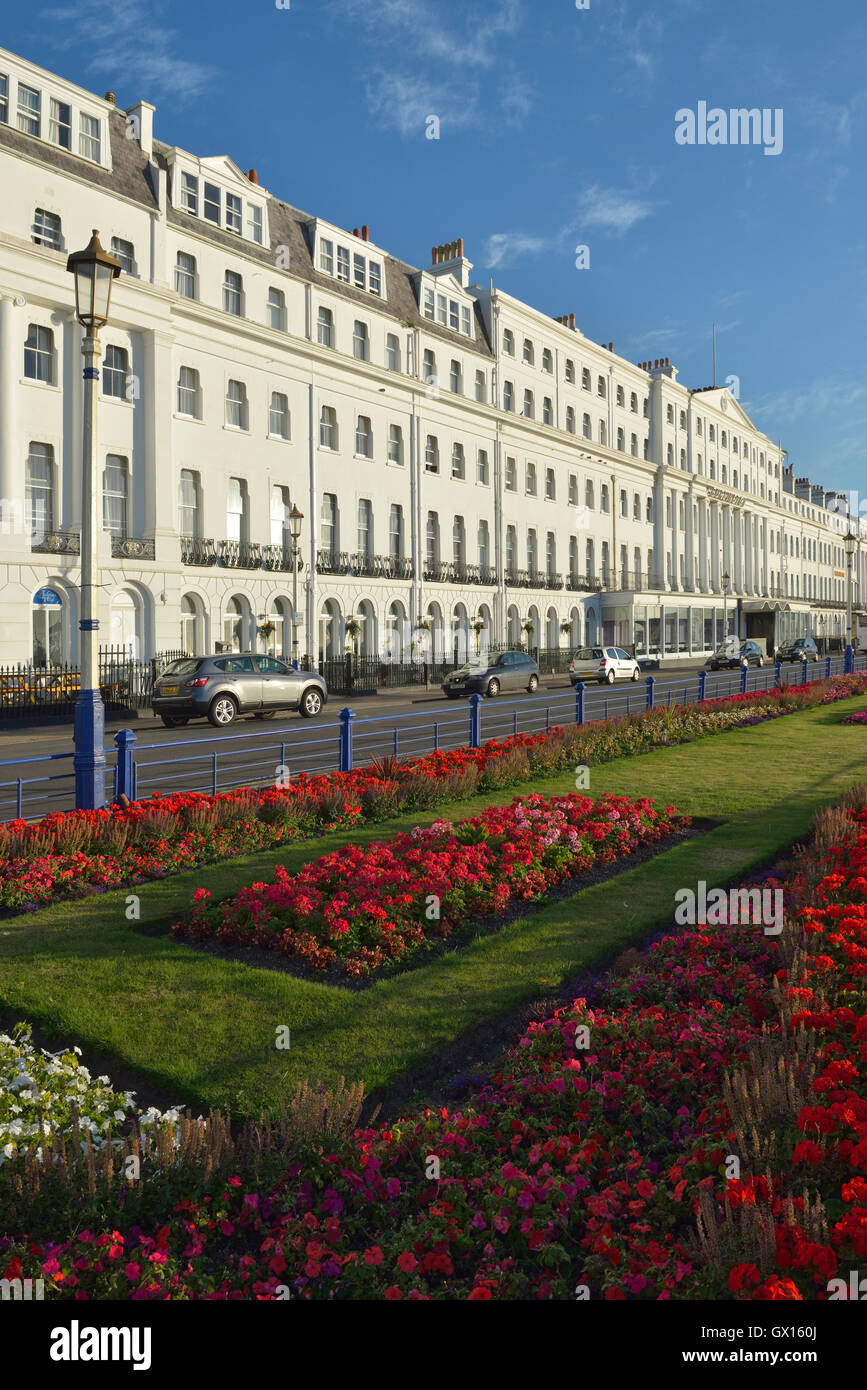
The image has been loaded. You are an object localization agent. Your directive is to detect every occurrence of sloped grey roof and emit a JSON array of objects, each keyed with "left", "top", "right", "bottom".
[
  {"left": 156, "top": 141, "right": 492, "bottom": 357},
  {"left": 0, "top": 106, "right": 158, "bottom": 207},
  {"left": 1, "top": 103, "right": 489, "bottom": 356}
]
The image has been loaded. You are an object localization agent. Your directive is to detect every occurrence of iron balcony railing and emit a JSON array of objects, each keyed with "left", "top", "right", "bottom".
[
  {"left": 261, "top": 544, "right": 304, "bottom": 572},
  {"left": 565, "top": 573, "right": 602, "bottom": 593},
  {"left": 31, "top": 530, "right": 80, "bottom": 555},
  {"left": 221, "top": 540, "right": 262, "bottom": 569},
  {"left": 180, "top": 536, "right": 217, "bottom": 566},
  {"left": 111, "top": 536, "right": 156, "bottom": 560},
  {"left": 317, "top": 551, "right": 414, "bottom": 579}
]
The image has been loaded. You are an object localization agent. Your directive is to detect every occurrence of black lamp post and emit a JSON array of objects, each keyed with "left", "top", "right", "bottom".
[
  {"left": 845, "top": 523, "right": 856, "bottom": 667},
  {"left": 66, "top": 231, "right": 121, "bottom": 809}
]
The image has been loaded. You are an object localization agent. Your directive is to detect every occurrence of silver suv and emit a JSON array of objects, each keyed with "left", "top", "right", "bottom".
[{"left": 152, "top": 654, "right": 328, "bottom": 728}]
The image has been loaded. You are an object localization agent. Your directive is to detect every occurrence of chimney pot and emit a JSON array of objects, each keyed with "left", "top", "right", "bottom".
[
  {"left": 247, "top": 169, "right": 258, "bottom": 184},
  {"left": 105, "top": 91, "right": 116, "bottom": 105},
  {"left": 362, "top": 225, "right": 370, "bottom": 241},
  {"left": 353, "top": 228, "right": 360, "bottom": 238}
]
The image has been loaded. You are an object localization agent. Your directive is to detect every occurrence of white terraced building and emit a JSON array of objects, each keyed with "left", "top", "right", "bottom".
[{"left": 0, "top": 45, "right": 863, "bottom": 669}]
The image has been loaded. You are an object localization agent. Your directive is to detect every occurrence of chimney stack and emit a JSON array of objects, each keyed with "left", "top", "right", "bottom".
[
  {"left": 362, "top": 225, "right": 370, "bottom": 241},
  {"left": 127, "top": 100, "right": 155, "bottom": 159},
  {"left": 429, "top": 238, "right": 473, "bottom": 287},
  {"left": 247, "top": 169, "right": 258, "bottom": 184}
]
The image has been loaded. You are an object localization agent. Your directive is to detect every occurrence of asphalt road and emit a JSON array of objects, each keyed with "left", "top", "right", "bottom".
[{"left": 0, "top": 656, "right": 820, "bottom": 821}]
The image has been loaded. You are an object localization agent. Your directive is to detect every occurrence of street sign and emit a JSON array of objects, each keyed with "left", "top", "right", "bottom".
[{"left": 33, "top": 587, "right": 62, "bottom": 606}]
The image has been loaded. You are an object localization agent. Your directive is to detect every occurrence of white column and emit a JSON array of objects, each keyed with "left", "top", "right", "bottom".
[
  {"left": 0, "top": 293, "right": 26, "bottom": 550},
  {"left": 306, "top": 376, "right": 317, "bottom": 662},
  {"left": 685, "top": 484, "right": 695, "bottom": 590},
  {"left": 143, "top": 329, "right": 177, "bottom": 548},
  {"left": 698, "top": 497, "right": 708, "bottom": 592}
]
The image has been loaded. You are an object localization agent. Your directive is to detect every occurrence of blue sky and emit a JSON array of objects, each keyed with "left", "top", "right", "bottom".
[{"left": 12, "top": 0, "right": 867, "bottom": 494}]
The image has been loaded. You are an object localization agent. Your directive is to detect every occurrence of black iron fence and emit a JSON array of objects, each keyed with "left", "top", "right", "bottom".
[
  {"left": 302, "top": 652, "right": 467, "bottom": 695},
  {"left": 0, "top": 649, "right": 186, "bottom": 719}
]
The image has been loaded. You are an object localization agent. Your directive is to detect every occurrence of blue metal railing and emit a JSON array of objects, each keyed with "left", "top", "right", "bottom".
[
  {"left": 0, "top": 749, "right": 77, "bottom": 821},
  {"left": 0, "top": 653, "right": 864, "bottom": 820}
]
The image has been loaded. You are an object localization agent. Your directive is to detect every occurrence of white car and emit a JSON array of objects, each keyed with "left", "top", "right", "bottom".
[{"left": 569, "top": 645, "right": 641, "bottom": 686}]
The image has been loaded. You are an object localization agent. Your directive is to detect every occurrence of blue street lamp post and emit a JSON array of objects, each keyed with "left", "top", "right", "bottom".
[{"left": 66, "top": 231, "right": 121, "bottom": 810}]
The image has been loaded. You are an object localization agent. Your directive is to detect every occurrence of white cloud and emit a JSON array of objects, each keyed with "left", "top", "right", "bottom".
[
  {"left": 336, "top": 0, "right": 532, "bottom": 134},
  {"left": 629, "top": 322, "right": 688, "bottom": 351},
  {"left": 364, "top": 72, "right": 477, "bottom": 137},
  {"left": 339, "top": 0, "right": 522, "bottom": 69},
  {"left": 575, "top": 184, "right": 656, "bottom": 236},
  {"left": 482, "top": 233, "right": 551, "bottom": 269},
  {"left": 40, "top": 0, "right": 216, "bottom": 103}
]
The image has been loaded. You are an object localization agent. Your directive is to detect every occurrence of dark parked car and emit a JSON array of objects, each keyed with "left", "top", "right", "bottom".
[
  {"left": 707, "top": 640, "right": 765, "bottom": 671},
  {"left": 152, "top": 653, "right": 328, "bottom": 728},
  {"left": 441, "top": 651, "right": 540, "bottom": 699},
  {"left": 777, "top": 636, "right": 820, "bottom": 663}
]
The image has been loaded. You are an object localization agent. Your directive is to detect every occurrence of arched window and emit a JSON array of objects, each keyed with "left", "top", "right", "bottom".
[
  {"left": 180, "top": 593, "right": 203, "bottom": 655},
  {"left": 32, "top": 586, "right": 64, "bottom": 666},
  {"left": 223, "top": 595, "right": 249, "bottom": 652},
  {"left": 109, "top": 590, "right": 141, "bottom": 657}
]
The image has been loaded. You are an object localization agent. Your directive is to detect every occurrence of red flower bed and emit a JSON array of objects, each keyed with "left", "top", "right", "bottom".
[
  {"left": 4, "top": 796, "right": 867, "bottom": 1299},
  {"left": 173, "top": 793, "right": 686, "bottom": 977}
]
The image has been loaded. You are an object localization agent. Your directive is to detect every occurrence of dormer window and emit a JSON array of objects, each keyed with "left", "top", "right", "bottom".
[
  {"left": 247, "top": 204, "right": 262, "bottom": 244},
  {"left": 424, "top": 288, "right": 435, "bottom": 320},
  {"left": 319, "top": 239, "right": 334, "bottom": 274},
  {"left": 79, "top": 112, "right": 101, "bottom": 162},
  {"left": 337, "top": 246, "right": 350, "bottom": 282},
  {"left": 225, "top": 192, "right": 242, "bottom": 234},
  {"left": 17, "top": 84, "right": 40, "bottom": 136},
  {"left": 182, "top": 173, "right": 198, "bottom": 214},
  {"left": 0, "top": 74, "right": 8, "bottom": 124},
  {"left": 177, "top": 168, "right": 266, "bottom": 244},
  {"left": 49, "top": 98, "right": 71, "bottom": 149},
  {"left": 204, "top": 182, "right": 220, "bottom": 224}
]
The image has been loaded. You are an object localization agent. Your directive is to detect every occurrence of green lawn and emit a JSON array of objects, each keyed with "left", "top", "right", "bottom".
[{"left": 1, "top": 697, "right": 866, "bottom": 1118}]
